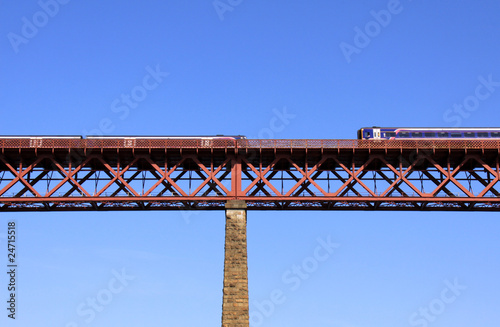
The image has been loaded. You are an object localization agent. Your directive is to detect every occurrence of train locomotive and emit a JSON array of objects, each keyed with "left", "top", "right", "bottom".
[{"left": 358, "top": 127, "right": 500, "bottom": 140}]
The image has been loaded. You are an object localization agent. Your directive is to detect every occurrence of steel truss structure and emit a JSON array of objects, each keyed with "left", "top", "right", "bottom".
[{"left": 1, "top": 138, "right": 500, "bottom": 211}]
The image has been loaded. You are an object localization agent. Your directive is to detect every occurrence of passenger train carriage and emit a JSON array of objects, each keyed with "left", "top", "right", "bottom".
[
  {"left": 358, "top": 128, "right": 500, "bottom": 140},
  {"left": 0, "top": 135, "right": 246, "bottom": 148},
  {"left": 85, "top": 135, "right": 246, "bottom": 140},
  {"left": 85, "top": 135, "right": 246, "bottom": 147}
]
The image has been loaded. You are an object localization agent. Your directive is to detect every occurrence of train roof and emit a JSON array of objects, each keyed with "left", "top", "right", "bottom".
[
  {"left": 360, "top": 127, "right": 500, "bottom": 131},
  {"left": 0, "top": 135, "right": 83, "bottom": 139},
  {"left": 85, "top": 135, "right": 246, "bottom": 139},
  {"left": 0, "top": 135, "right": 246, "bottom": 139}
]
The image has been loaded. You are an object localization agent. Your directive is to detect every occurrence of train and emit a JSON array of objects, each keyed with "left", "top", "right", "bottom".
[
  {"left": 358, "top": 127, "right": 500, "bottom": 140},
  {"left": 4, "top": 130, "right": 500, "bottom": 141},
  {"left": 0, "top": 135, "right": 247, "bottom": 148},
  {"left": 84, "top": 135, "right": 246, "bottom": 140},
  {"left": 0, "top": 135, "right": 246, "bottom": 140}
]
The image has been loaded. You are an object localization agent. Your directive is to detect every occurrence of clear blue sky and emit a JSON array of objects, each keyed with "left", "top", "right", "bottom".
[{"left": 1, "top": 1, "right": 500, "bottom": 326}]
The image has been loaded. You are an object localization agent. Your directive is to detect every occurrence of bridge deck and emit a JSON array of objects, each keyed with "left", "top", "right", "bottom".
[{"left": 1, "top": 139, "right": 499, "bottom": 211}]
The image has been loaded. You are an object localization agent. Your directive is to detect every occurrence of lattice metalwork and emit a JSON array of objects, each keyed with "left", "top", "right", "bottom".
[{"left": 1, "top": 138, "right": 500, "bottom": 211}]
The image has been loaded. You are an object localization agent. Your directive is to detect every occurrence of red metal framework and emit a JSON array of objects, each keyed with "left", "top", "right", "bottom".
[{"left": 1, "top": 138, "right": 500, "bottom": 211}]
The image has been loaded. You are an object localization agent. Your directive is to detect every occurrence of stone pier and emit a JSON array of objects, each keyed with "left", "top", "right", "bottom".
[{"left": 221, "top": 200, "right": 249, "bottom": 327}]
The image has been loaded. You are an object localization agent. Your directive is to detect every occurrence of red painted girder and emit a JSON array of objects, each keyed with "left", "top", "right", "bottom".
[{"left": 1, "top": 196, "right": 500, "bottom": 203}]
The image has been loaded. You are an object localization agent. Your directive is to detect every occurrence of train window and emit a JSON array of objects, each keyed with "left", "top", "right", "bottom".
[
  {"left": 491, "top": 132, "right": 500, "bottom": 138},
  {"left": 477, "top": 132, "right": 489, "bottom": 137},
  {"left": 364, "top": 131, "right": 371, "bottom": 138},
  {"left": 385, "top": 132, "right": 396, "bottom": 138},
  {"left": 424, "top": 132, "right": 436, "bottom": 137},
  {"left": 438, "top": 132, "right": 449, "bottom": 138},
  {"left": 398, "top": 132, "right": 410, "bottom": 138},
  {"left": 464, "top": 132, "right": 475, "bottom": 138},
  {"left": 412, "top": 132, "right": 423, "bottom": 137},
  {"left": 450, "top": 132, "right": 462, "bottom": 138}
]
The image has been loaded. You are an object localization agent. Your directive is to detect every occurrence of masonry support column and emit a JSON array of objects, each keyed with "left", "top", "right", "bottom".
[{"left": 221, "top": 200, "right": 249, "bottom": 327}]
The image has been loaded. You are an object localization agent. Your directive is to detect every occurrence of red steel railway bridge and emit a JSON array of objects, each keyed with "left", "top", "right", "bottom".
[
  {"left": 1, "top": 137, "right": 500, "bottom": 326},
  {"left": 1, "top": 137, "right": 500, "bottom": 211}
]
